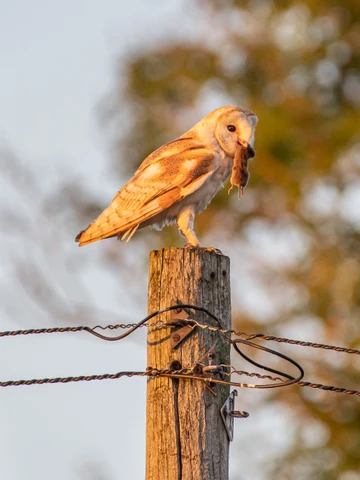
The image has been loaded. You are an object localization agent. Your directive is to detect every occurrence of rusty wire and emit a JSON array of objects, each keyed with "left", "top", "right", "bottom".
[
  {"left": 0, "top": 322, "right": 147, "bottom": 339},
  {"left": 189, "top": 321, "right": 360, "bottom": 356},
  {"left": 1, "top": 306, "right": 359, "bottom": 356},
  {"left": 0, "top": 370, "right": 147, "bottom": 388},
  {"left": 1, "top": 364, "right": 360, "bottom": 397},
  {"left": 1, "top": 304, "right": 360, "bottom": 396}
]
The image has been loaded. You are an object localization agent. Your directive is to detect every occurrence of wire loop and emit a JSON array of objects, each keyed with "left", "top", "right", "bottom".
[{"left": 1, "top": 304, "right": 359, "bottom": 396}]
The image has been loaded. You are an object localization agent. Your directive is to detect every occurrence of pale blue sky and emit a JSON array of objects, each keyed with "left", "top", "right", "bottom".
[
  {"left": 1, "top": 2, "right": 346, "bottom": 479},
  {"left": 0, "top": 0, "right": 199, "bottom": 189},
  {"left": 0, "top": 2, "right": 203, "bottom": 479}
]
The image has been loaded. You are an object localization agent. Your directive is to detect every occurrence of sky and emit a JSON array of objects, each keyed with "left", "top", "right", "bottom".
[
  {"left": 0, "top": 2, "right": 202, "bottom": 479},
  {"left": 0, "top": 0, "right": 200, "bottom": 189},
  {"left": 2, "top": 1, "right": 352, "bottom": 479}
]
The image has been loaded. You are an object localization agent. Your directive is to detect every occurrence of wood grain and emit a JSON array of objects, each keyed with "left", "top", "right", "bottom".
[{"left": 146, "top": 248, "right": 231, "bottom": 480}]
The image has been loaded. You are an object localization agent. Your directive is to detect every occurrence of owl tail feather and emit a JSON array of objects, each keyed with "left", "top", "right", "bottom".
[
  {"left": 75, "top": 224, "right": 117, "bottom": 247},
  {"left": 75, "top": 223, "right": 139, "bottom": 247}
]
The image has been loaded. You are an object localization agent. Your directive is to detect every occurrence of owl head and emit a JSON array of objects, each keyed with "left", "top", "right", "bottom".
[{"left": 186, "top": 106, "right": 258, "bottom": 158}]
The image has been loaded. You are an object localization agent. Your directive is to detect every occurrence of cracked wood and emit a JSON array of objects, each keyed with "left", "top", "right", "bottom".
[{"left": 146, "top": 247, "right": 231, "bottom": 480}]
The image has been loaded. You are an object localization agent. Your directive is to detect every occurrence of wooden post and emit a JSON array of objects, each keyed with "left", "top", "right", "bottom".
[{"left": 146, "top": 248, "right": 231, "bottom": 480}]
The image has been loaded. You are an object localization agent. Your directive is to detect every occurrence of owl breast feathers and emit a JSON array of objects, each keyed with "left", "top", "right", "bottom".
[{"left": 75, "top": 105, "right": 258, "bottom": 248}]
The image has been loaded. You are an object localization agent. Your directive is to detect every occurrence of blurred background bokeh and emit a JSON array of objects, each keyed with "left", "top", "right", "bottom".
[{"left": 1, "top": 1, "right": 360, "bottom": 479}]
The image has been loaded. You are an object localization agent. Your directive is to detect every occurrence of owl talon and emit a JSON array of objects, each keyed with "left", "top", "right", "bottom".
[
  {"left": 184, "top": 243, "right": 222, "bottom": 255},
  {"left": 184, "top": 243, "right": 200, "bottom": 249},
  {"left": 75, "top": 106, "right": 257, "bottom": 248},
  {"left": 204, "top": 247, "right": 223, "bottom": 255}
]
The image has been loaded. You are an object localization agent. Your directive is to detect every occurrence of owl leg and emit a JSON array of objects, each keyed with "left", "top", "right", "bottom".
[{"left": 177, "top": 206, "right": 202, "bottom": 248}]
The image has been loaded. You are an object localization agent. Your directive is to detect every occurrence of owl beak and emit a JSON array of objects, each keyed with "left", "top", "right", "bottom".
[{"left": 237, "top": 140, "right": 255, "bottom": 159}]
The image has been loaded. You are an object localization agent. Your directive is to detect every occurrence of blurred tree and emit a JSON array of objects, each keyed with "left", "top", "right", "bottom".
[
  {"left": 101, "top": 1, "right": 360, "bottom": 478},
  {"left": 0, "top": 146, "right": 148, "bottom": 330}
]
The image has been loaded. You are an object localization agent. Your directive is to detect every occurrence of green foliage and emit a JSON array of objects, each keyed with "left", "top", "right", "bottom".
[{"left": 106, "top": 1, "right": 360, "bottom": 477}]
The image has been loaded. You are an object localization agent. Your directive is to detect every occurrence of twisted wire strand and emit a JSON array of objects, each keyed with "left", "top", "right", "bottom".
[
  {"left": 1, "top": 305, "right": 358, "bottom": 356},
  {"left": 1, "top": 366, "right": 360, "bottom": 396},
  {"left": 0, "top": 323, "right": 148, "bottom": 338},
  {"left": 183, "top": 319, "right": 360, "bottom": 356},
  {"left": 1, "top": 304, "right": 359, "bottom": 396},
  {"left": 0, "top": 325, "right": 100, "bottom": 338}
]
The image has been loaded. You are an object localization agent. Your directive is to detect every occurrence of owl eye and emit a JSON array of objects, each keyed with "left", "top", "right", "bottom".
[{"left": 227, "top": 125, "right": 236, "bottom": 132}]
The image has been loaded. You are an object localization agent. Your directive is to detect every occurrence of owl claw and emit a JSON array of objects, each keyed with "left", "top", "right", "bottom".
[
  {"left": 184, "top": 244, "right": 222, "bottom": 255},
  {"left": 75, "top": 106, "right": 257, "bottom": 248},
  {"left": 184, "top": 243, "right": 200, "bottom": 249},
  {"left": 204, "top": 247, "right": 223, "bottom": 255}
]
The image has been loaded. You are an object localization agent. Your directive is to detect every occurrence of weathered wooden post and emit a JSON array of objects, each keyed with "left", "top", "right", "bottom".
[{"left": 146, "top": 247, "right": 231, "bottom": 480}]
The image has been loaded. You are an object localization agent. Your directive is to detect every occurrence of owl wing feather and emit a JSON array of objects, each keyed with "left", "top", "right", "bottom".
[
  {"left": 134, "top": 137, "right": 196, "bottom": 175},
  {"left": 75, "top": 139, "right": 218, "bottom": 246}
]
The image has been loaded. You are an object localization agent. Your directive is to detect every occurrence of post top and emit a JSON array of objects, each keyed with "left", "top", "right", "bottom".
[{"left": 150, "top": 247, "right": 230, "bottom": 260}]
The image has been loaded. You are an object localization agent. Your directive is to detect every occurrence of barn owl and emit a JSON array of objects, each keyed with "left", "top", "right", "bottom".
[{"left": 75, "top": 105, "right": 257, "bottom": 248}]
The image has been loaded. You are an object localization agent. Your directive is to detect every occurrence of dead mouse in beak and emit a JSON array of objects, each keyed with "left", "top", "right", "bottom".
[{"left": 228, "top": 141, "right": 255, "bottom": 198}]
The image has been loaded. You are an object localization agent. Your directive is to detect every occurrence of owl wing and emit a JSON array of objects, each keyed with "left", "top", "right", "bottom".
[{"left": 75, "top": 140, "right": 218, "bottom": 246}]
